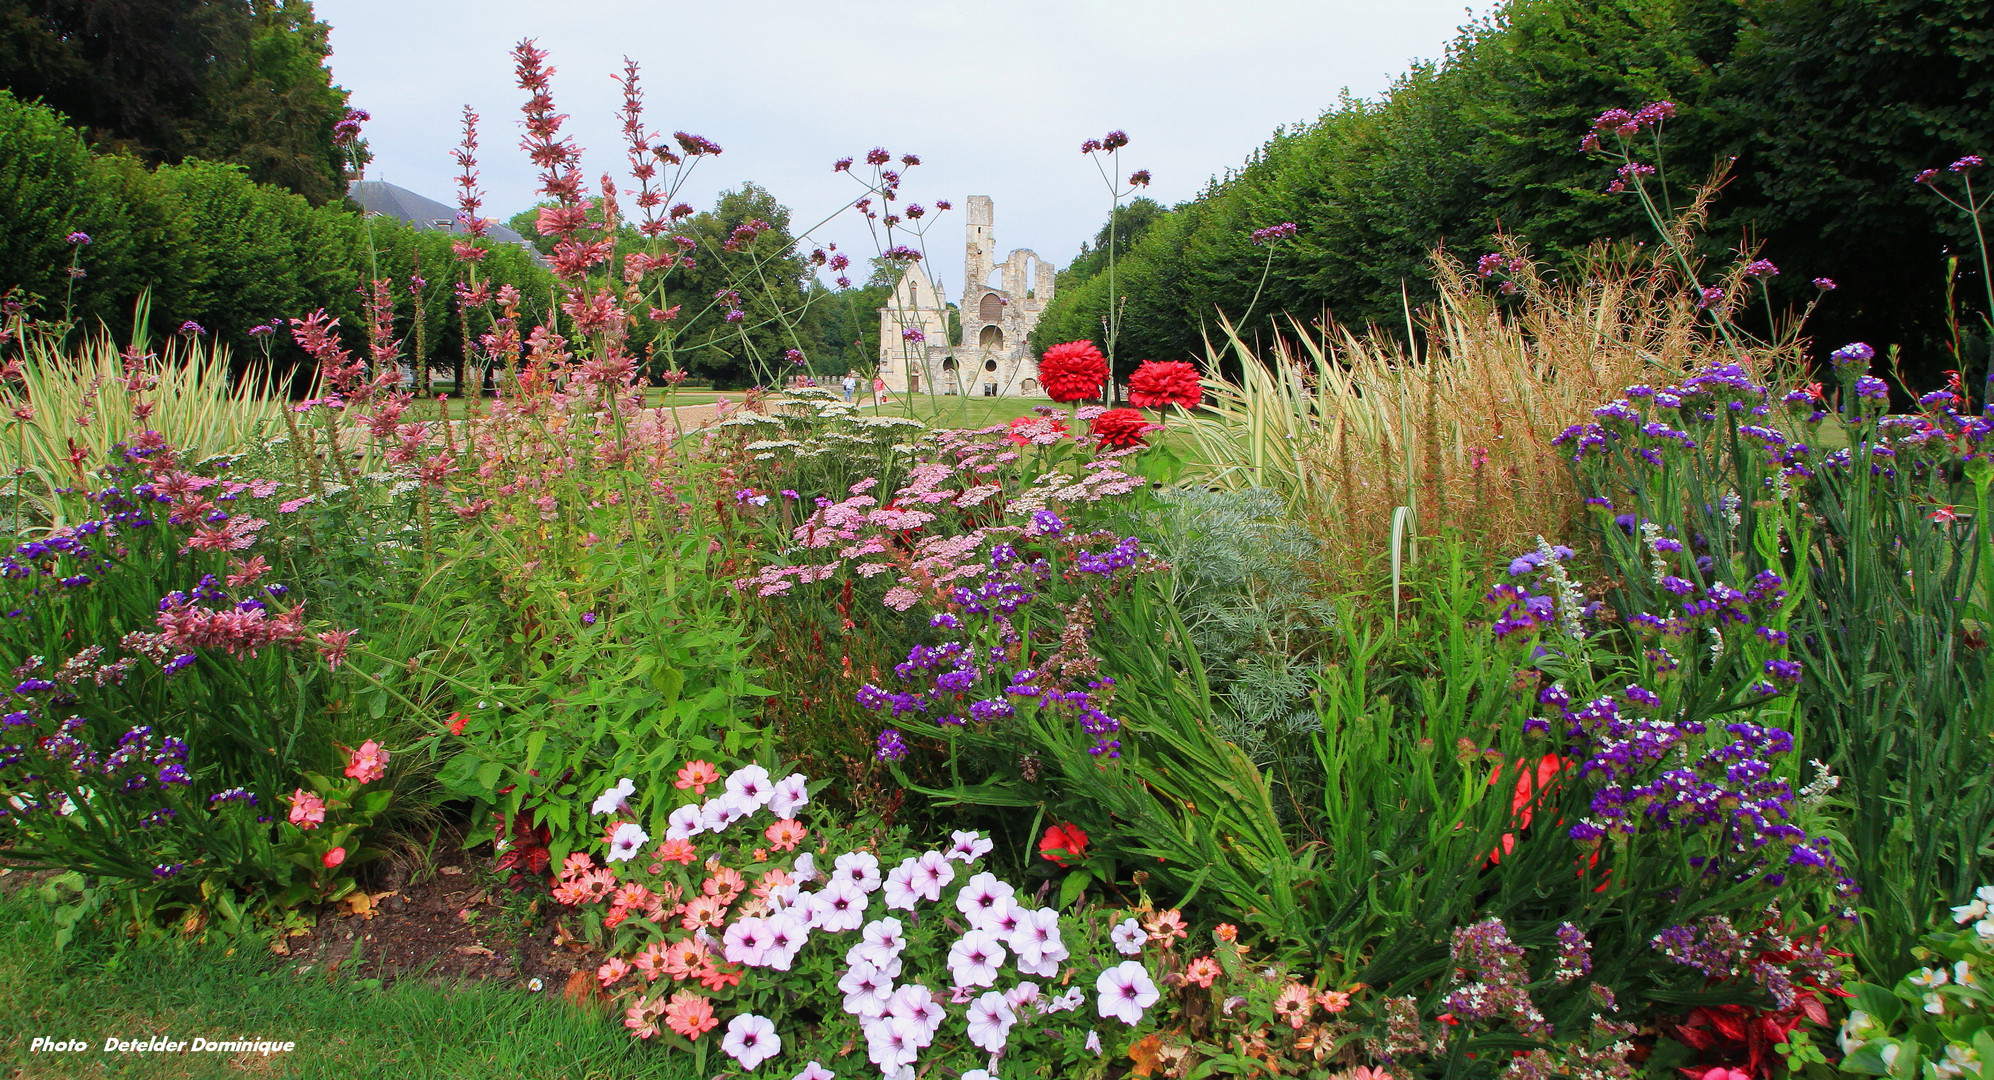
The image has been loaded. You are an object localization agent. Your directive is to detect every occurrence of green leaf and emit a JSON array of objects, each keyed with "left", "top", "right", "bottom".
[{"left": 1057, "top": 868, "right": 1094, "bottom": 909}]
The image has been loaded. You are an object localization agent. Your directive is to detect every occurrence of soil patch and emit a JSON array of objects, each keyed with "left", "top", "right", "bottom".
[{"left": 276, "top": 829, "right": 587, "bottom": 990}]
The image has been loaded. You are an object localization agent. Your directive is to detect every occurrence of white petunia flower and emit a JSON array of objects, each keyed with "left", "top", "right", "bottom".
[
  {"left": 768, "top": 773, "right": 810, "bottom": 819},
  {"left": 946, "top": 829, "right": 993, "bottom": 863},
  {"left": 590, "top": 776, "right": 635, "bottom": 815},
  {"left": 965, "top": 991, "right": 1018, "bottom": 1052},
  {"left": 911, "top": 850, "right": 955, "bottom": 902},
  {"left": 1095, "top": 961, "right": 1160, "bottom": 1026},
  {"left": 606, "top": 821, "right": 649, "bottom": 863},
  {"left": 1111, "top": 917, "right": 1149, "bottom": 956},
  {"left": 976, "top": 895, "right": 1024, "bottom": 937},
  {"left": 838, "top": 959, "right": 894, "bottom": 1018},
  {"left": 700, "top": 794, "right": 753, "bottom": 833},
  {"left": 725, "top": 764, "right": 775, "bottom": 808},
  {"left": 954, "top": 872, "right": 1016, "bottom": 925},
  {"left": 762, "top": 911, "right": 810, "bottom": 972},
  {"left": 947, "top": 929, "right": 1007, "bottom": 988},
  {"left": 665, "top": 803, "right": 706, "bottom": 841},
  {"left": 834, "top": 850, "right": 883, "bottom": 893},
  {"left": 1086, "top": 1029, "right": 1103, "bottom": 1055},
  {"left": 882, "top": 859, "right": 923, "bottom": 911},
  {"left": 856, "top": 918, "right": 908, "bottom": 968},
  {"left": 791, "top": 1062, "right": 836, "bottom": 1080},
  {"left": 815, "top": 877, "right": 871, "bottom": 934},
  {"left": 791, "top": 851, "right": 821, "bottom": 884},
  {"left": 863, "top": 1015, "right": 921, "bottom": 1071},
  {"left": 886, "top": 983, "right": 944, "bottom": 1041},
  {"left": 722, "top": 1012, "right": 782, "bottom": 1071},
  {"left": 724, "top": 917, "right": 772, "bottom": 967}
]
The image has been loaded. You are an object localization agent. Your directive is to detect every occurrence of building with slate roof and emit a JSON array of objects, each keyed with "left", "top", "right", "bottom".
[{"left": 346, "top": 179, "right": 544, "bottom": 264}]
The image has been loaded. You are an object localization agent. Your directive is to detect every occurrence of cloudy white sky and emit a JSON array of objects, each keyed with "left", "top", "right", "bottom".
[{"left": 316, "top": 0, "right": 1498, "bottom": 292}]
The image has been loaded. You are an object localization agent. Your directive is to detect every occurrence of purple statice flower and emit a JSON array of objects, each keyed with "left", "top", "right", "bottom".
[
  {"left": 1829, "top": 342, "right": 1875, "bottom": 369},
  {"left": 581, "top": 612, "right": 597, "bottom": 625},
  {"left": 1855, "top": 375, "right": 1889, "bottom": 401},
  {"left": 874, "top": 728, "right": 908, "bottom": 761},
  {"left": 1553, "top": 922, "right": 1593, "bottom": 982},
  {"left": 152, "top": 862, "right": 184, "bottom": 880},
  {"left": 1443, "top": 918, "right": 1549, "bottom": 1036},
  {"left": 1028, "top": 510, "right": 1065, "bottom": 537},
  {"left": 158, "top": 763, "right": 190, "bottom": 786}
]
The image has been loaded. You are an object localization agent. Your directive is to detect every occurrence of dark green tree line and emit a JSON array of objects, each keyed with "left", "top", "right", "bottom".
[
  {"left": 1033, "top": 0, "right": 1994, "bottom": 383},
  {"left": 0, "top": 0, "right": 353, "bottom": 204}
]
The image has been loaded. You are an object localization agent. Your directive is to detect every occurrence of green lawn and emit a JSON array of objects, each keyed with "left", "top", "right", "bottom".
[
  {"left": 0, "top": 889, "right": 699, "bottom": 1080},
  {"left": 401, "top": 389, "right": 724, "bottom": 422}
]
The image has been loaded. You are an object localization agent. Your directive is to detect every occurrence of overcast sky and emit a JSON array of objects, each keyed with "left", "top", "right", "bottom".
[{"left": 315, "top": 0, "right": 1498, "bottom": 293}]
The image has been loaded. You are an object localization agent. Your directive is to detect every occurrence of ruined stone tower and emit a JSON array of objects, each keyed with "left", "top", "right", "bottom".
[{"left": 876, "top": 196, "right": 1052, "bottom": 397}]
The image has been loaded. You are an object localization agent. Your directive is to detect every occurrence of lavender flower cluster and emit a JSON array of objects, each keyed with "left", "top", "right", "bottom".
[
  {"left": 1651, "top": 912, "right": 1841, "bottom": 1009},
  {"left": 856, "top": 523, "right": 1153, "bottom": 760},
  {"left": 1443, "top": 918, "right": 1551, "bottom": 1037},
  {"left": 1542, "top": 679, "right": 1849, "bottom": 891}
]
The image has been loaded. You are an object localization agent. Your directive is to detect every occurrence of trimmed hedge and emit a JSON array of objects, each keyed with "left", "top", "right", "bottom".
[{"left": 0, "top": 89, "right": 551, "bottom": 376}]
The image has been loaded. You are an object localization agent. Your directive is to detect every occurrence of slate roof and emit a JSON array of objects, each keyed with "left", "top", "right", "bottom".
[{"left": 346, "top": 179, "right": 538, "bottom": 254}]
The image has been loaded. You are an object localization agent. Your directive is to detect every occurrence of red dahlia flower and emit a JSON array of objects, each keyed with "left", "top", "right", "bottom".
[
  {"left": 1126, "top": 360, "right": 1202, "bottom": 409},
  {"left": 1037, "top": 341, "right": 1109, "bottom": 402},
  {"left": 1091, "top": 407, "right": 1155, "bottom": 448}
]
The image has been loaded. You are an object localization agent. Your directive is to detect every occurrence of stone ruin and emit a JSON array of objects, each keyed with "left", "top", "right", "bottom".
[{"left": 875, "top": 195, "right": 1053, "bottom": 398}]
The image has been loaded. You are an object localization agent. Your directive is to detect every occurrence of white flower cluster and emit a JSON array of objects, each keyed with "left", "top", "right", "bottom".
[
  {"left": 588, "top": 768, "right": 1159, "bottom": 1078},
  {"left": 591, "top": 765, "right": 811, "bottom": 865}
]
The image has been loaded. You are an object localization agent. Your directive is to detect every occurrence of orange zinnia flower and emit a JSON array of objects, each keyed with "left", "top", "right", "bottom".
[
  {"left": 701, "top": 867, "right": 745, "bottom": 904},
  {"left": 764, "top": 818, "right": 807, "bottom": 852},
  {"left": 680, "top": 894, "right": 726, "bottom": 931},
  {"left": 662, "top": 990, "right": 717, "bottom": 1039},
  {"left": 675, "top": 760, "right": 720, "bottom": 794},
  {"left": 656, "top": 838, "right": 697, "bottom": 865},
  {"left": 1185, "top": 955, "right": 1221, "bottom": 988}
]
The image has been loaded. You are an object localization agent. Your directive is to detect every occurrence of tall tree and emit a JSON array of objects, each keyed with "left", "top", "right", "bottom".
[{"left": 0, "top": 0, "right": 352, "bottom": 204}]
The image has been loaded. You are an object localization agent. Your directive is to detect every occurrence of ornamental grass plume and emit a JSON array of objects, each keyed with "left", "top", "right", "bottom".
[
  {"left": 1037, "top": 341, "right": 1109, "bottom": 402},
  {"left": 1179, "top": 231, "right": 1777, "bottom": 574}
]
